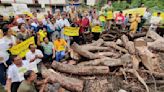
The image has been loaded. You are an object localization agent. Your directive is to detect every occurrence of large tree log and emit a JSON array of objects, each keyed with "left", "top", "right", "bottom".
[
  {"left": 121, "top": 35, "right": 136, "bottom": 54},
  {"left": 104, "top": 42, "right": 128, "bottom": 53},
  {"left": 81, "top": 46, "right": 110, "bottom": 52},
  {"left": 88, "top": 39, "right": 104, "bottom": 46},
  {"left": 129, "top": 32, "right": 147, "bottom": 39},
  {"left": 71, "top": 43, "right": 102, "bottom": 59},
  {"left": 96, "top": 52, "right": 120, "bottom": 58},
  {"left": 52, "top": 61, "right": 109, "bottom": 75},
  {"left": 136, "top": 45, "right": 161, "bottom": 72},
  {"left": 135, "top": 38, "right": 161, "bottom": 72},
  {"left": 148, "top": 40, "right": 164, "bottom": 52},
  {"left": 41, "top": 66, "right": 84, "bottom": 92},
  {"left": 78, "top": 57, "right": 127, "bottom": 67},
  {"left": 146, "top": 30, "right": 163, "bottom": 41}
]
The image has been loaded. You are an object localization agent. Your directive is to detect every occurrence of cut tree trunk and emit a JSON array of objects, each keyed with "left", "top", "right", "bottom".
[
  {"left": 148, "top": 40, "right": 164, "bottom": 52},
  {"left": 78, "top": 57, "right": 124, "bottom": 67},
  {"left": 136, "top": 46, "right": 161, "bottom": 72},
  {"left": 81, "top": 46, "right": 110, "bottom": 52},
  {"left": 129, "top": 32, "right": 147, "bottom": 39},
  {"left": 51, "top": 61, "right": 109, "bottom": 75},
  {"left": 121, "top": 35, "right": 136, "bottom": 54},
  {"left": 41, "top": 66, "right": 84, "bottom": 92},
  {"left": 96, "top": 52, "right": 120, "bottom": 58},
  {"left": 146, "top": 30, "right": 163, "bottom": 41},
  {"left": 71, "top": 43, "right": 102, "bottom": 59},
  {"left": 104, "top": 42, "right": 128, "bottom": 53},
  {"left": 89, "top": 39, "right": 104, "bottom": 46}
]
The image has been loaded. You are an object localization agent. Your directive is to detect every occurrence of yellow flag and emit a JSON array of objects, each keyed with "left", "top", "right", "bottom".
[
  {"left": 9, "top": 37, "right": 35, "bottom": 57},
  {"left": 91, "top": 26, "right": 102, "bottom": 33},
  {"left": 153, "top": 12, "right": 164, "bottom": 20},
  {"left": 64, "top": 27, "right": 79, "bottom": 36},
  {"left": 39, "top": 30, "right": 47, "bottom": 42},
  {"left": 107, "top": 11, "right": 113, "bottom": 20}
]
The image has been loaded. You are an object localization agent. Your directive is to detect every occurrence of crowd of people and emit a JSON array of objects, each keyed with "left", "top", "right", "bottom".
[{"left": 0, "top": 5, "right": 163, "bottom": 92}]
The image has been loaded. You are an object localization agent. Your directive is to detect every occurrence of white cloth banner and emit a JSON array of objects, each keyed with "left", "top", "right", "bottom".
[
  {"left": 87, "top": 0, "right": 96, "bottom": 6},
  {"left": 1, "top": 0, "right": 14, "bottom": 3},
  {"left": 12, "top": 4, "right": 30, "bottom": 15},
  {"left": 51, "top": 0, "right": 66, "bottom": 4},
  {"left": 38, "top": 0, "right": 50, "bottom": 4},
  {"left": 16, "top": 0, "right": 33, "bottom": 4}
]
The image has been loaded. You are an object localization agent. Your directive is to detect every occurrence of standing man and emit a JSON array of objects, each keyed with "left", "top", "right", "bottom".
[
  {"left": 149, "top": 12, "right": 162, "bottom": 31},
  {"left": 6, "top": 55, "right": 30, "bottom": 92},
  {"left": 58, "top": 12, "right": 71, "bottom": 46},
  {"left": 54, "top": 36, "right": 68, "bottom": 62},
  {"left": 115, "top": 11, "right": 125, "bottom": 30}
]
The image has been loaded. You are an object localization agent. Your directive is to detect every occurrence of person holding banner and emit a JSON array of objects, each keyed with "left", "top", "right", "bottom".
[
  {"left": 2, "top": 26, "right": 17, "bottom": 49},
  {"left": 92, "top": 16, "right": 102, "bottom": 40},
  {"left": 58, "top": 12, "right": 71, "bottom": 47}
]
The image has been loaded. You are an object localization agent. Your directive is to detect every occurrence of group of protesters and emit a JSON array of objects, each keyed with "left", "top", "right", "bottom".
[{"left": 0, "top": 4, "right": 163, "bottom": 92}]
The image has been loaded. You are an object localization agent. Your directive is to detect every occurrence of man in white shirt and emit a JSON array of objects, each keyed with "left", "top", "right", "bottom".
[
  {"left": 26, "top": 44, "right": 43, "bottom": 73},
  {"left": 149, "top": 12, "right": 162, "bottom": 31},
  {"left": 143, "top": 9, "right": 152, "bottom": 20},
  {"left": 6, "top": 55, "right": 30, "bottom": 92},
  {"left": 58, "top": 12, "right": 71, "bottom": 47},
  {"left": 2, "top": 26, "right": 17, "bottom": 49}
]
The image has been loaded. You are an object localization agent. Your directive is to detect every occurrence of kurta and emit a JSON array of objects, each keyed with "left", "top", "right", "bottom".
[{"left": 130, "top": 16, "right": 141, "bottom": 33}]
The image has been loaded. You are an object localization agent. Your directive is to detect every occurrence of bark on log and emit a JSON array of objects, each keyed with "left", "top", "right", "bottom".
[
  {"left": 96, "top": 52, "right": 120, "bottom": 58},
  {"left": 131, "top": 55, "right": 140, "bottom": 70},
  {"left": 52, "top": 61, "right": 109, "bottom": 75},
  {"left": 121, "top": 35, "right": 136, "bottom": 54},
  {"left": 136, "top": 46, "right": 161, "bottom": 72},
  {"left": 148, "top": 40, "right": 164, "bottom": 52},
  {"left": 70, "top": 49, "right": 81, "bottom": 60},
  {"left": 41, "top": 66, "right": 84, "bottom": 92},
  {"left": 89, "top": 39, "right": 104, "bottom": 46},
  {"left": 71, "top": 43, "right": 101, "bottom": 59},
  {"left": 81, "top": 46, "right": 110, "bottom": 51},
  {"left": 146, "top": 30, "right": 163, "bottom": 41},
  {"left": 78, "top": 57, "right": 124, "bottom": 67},
  {"left": 116, "top": 39, "right": 123, "bottom": 46},
  {"left": 104, "top": 42, "right": 128, "bottom": 53},
  {"left": 129, "top": 32, "right": 147, "bottom": 39}
]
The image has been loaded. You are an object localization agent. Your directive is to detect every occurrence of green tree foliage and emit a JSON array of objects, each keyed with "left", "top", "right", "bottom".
[{"left": 95, "top": 0, "right": 164, "bottom": 12}]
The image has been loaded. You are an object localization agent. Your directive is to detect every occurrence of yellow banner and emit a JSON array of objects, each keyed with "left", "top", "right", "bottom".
[
  {"left": 123, "top": 8, "right": 146, "bottom": 16},
  {"left": 39, "top": 30, "right": 47, "bottom": 42},
  {"left": 153, "top": 12, "right": 164, "bottom": 20},
  {"left": 114, "top": 8, "right": 146, "bottom": 18},
  {"left": 99, "top": 15, "right": 106, "bottom": 22},
  {"left": 9, "top": 37, "right": 35, "bottom": 57},
  {"left": 91, "top": 26, "right": 102, "bottom": 33},
  {"left": 107, "top": 11, "right": 113, "bottom": 20},
  {"left": 64, "top": 27, "right": 79, "bottom": 36}
]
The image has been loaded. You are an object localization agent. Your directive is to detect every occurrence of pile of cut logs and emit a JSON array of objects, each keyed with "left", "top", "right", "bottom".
[{"left": 41, "top": 30, "right": 164, "bottom": 92}]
